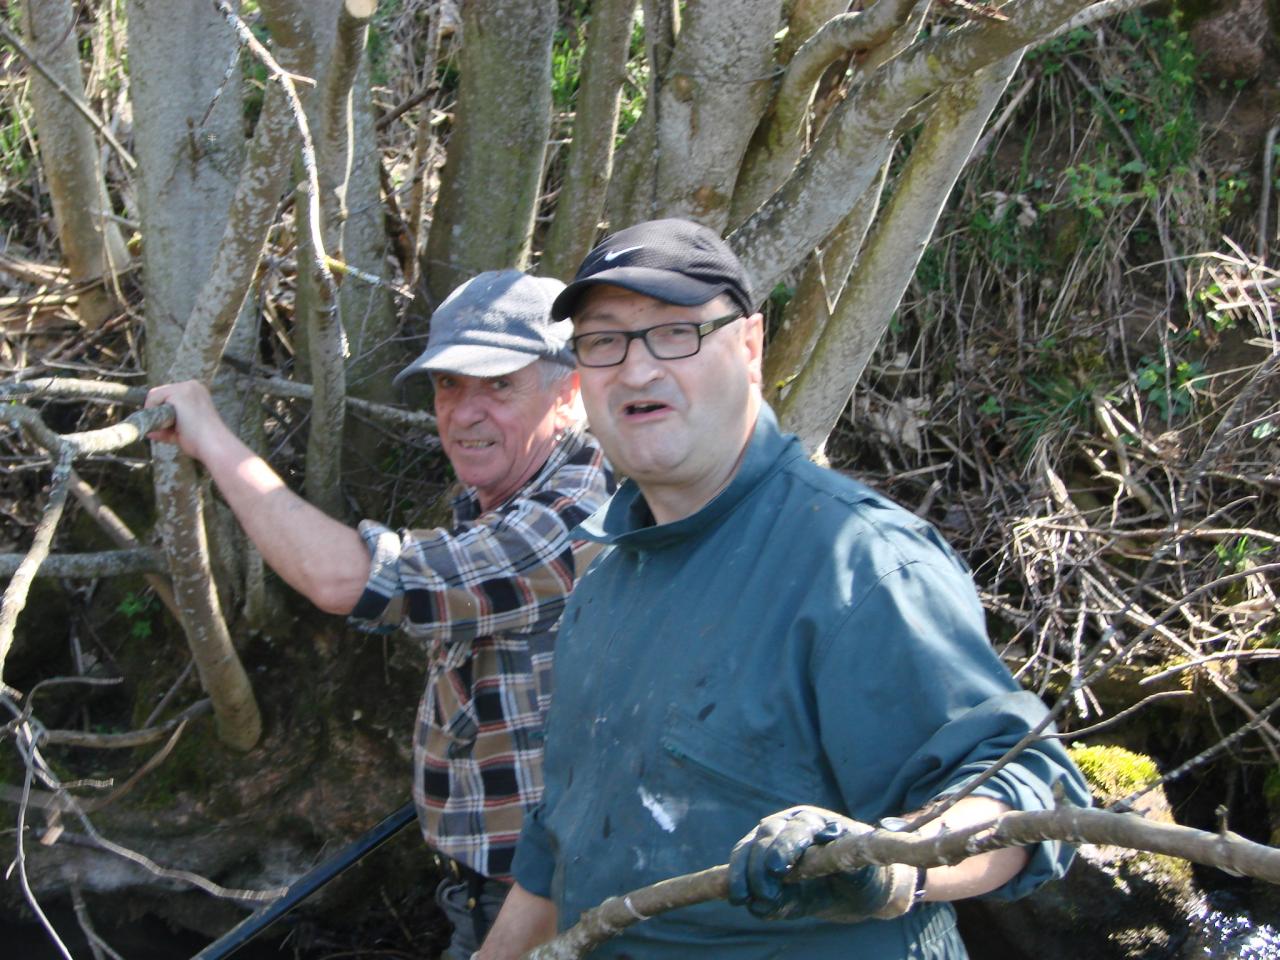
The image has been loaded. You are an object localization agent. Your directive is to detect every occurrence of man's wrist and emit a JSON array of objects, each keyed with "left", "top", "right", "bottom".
[{"left": 871, "top": 862, "right": 919, "bottom": 919}]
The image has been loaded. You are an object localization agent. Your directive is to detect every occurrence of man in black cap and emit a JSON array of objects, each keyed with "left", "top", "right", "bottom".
[
  {"left": 146, "top": 270, "right": 613, "bottom": 959},
  {"left": 476, "top": 222, "right": 1086, "bottom": 960}
]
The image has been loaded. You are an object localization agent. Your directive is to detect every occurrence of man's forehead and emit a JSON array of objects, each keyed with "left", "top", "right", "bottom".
[{"left": 574, "top": 285, "right": 713, "bottom": 324}]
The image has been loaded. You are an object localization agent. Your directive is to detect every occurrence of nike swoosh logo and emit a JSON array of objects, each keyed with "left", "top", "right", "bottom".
[{"left": 602, "top": 245, "right": 644, "bottom": 262}]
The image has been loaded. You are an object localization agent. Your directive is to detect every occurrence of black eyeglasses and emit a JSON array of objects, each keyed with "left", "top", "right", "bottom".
[{"left": 568, "top": 313, "right": 742, "bottom": 368}]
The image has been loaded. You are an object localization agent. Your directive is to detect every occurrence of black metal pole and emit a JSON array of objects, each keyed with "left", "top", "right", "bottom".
[{"left": 191, "top": 801, "right": 418, "bottom": 960}]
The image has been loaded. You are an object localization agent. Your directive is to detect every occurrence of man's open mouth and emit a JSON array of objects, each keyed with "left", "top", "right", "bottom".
[{"left": 624, "top": 401, "right": 668, "bottom": 416}]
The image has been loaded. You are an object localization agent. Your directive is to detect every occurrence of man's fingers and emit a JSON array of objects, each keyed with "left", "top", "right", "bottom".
[
  {"left": 760, "top": 815, "right": 821, "bottom": 880},
  {"left": 727, "top": 836, "right": 753, "bottom": 906}
]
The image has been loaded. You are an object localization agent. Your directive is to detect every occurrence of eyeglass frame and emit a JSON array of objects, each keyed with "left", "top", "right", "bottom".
[{"left": 567, "top": 312, "right": 743, "bottom": 368}]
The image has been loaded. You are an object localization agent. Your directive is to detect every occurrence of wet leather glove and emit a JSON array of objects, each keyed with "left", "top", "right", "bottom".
[{"left": 727, "top": 806, "right": 917, "bottom": 922}]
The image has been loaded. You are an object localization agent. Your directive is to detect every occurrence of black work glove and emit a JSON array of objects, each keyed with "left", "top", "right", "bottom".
[{"left": 727, "top": 806, "right": 917, "bottom": 922}]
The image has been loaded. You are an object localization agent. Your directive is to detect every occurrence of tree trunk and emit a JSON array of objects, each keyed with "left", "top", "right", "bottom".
[
  {"left": 21, "top": 0, "right": 128, "bottom": 329},
  {"left": 761, "top": 157, "right": 889, "bottom": 402},
  {"left": 290, "top": 0, "right": 393, "bottom": 519},
  {"left": 422, "top": 0, "right": 557, "bottom": 304},
  {"left": 128, "top": 0, "right": 262, "bottom": 750},
  {"left": 776, "top": 52, "right": 1025, "bottom": 454},
  {"left": 540, "top": 0, "right": 637, "bottom": 280},
  {"left": 630, "top": 0, "right": 783, "bottom": 231}
]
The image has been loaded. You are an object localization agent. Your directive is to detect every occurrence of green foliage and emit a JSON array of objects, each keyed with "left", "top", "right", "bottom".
[
  {"left": 1114, "top": 14, "right": 1200, "bottom": 174},
  {"left": 618, "top": 11, "right": 648, "bottom": 137},
  {"left": 768, "top": 282, "right": 794, "bottom": 312},
  {"left": 0, "top": 99, "right": 32, "bottom": 184},
  {"left": 1010, "top": 373, "right": 1096, "bottom": 450},
  {"left": 1068, "top": 743, "right": 1160, "bottom": 803},
  {"left": 1214, "top": 535, "right": 1273, "bottom": 573},
  {"left": 1033, "top": 13, "right": 1244, "bottom": 241},
  {"left": 116, "top": 590, "right": 157, "bottom": 642},
  {"left": 551, "top": 21, "right": 586, "bottom": 110},
  {"left": 1135, "top": 355, "right": 1203, "bottom": 420},
  {"left": 1061, "top": 158, "right": 1148, "bottom": 220}
]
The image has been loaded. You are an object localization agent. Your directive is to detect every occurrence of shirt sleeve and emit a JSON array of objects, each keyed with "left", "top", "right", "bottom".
[
  {"left": 813, "top": 525, "right": 1091, "bottom": 901},
  {"left": 347, "top": 484, "right": 600, "bottom": 644},
  {"left": 511, "top": 801, "right": 557, "bottom": 898}
]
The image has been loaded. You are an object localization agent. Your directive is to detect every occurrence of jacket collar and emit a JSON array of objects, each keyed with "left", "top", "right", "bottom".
[{"left": 578, "top": 404, "right": 798, "bottom": 550}]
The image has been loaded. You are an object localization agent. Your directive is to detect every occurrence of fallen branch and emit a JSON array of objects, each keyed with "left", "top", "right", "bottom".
[
  {"left": 0, "top": 377, "right": 149, "bottom": 406},
  {"left": 67, "top": 471, "right": 180, "bottom": 618},
  {"left": 2, "top": 694, "right": 285, "bottom": 905},
  {"left": 525, "top": 806, "right": 1280, "bottom": 960}
]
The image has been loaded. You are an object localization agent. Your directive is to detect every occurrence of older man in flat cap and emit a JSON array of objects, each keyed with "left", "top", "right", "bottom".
[{"left": 147, "top": 270, "right": 613, "bottom": 958}]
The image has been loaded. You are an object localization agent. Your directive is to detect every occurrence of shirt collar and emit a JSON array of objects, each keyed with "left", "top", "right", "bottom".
[{"left": 578, "top": 404, "right": 799, "bottom": 550}]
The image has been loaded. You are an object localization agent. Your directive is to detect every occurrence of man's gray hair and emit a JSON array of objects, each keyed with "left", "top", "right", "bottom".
[
  {"left": 537, "top": 358, "right": 575, "bottom": 390},
  {"left": 537, "top": 359, "right": 586, "bottom": 426}
]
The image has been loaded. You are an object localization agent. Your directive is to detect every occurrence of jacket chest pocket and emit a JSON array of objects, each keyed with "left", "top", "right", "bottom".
[{"left": 659, "top": 706, "right": 827, "bottom": 810}]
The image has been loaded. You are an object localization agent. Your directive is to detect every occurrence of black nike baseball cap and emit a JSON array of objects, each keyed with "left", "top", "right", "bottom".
[{"left": 551, "top": 218, "right": 756, "bottom": 321}]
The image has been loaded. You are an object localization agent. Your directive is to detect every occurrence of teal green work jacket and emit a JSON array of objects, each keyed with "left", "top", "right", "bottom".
[{"left": 513, "top": 406, "right": 1089, "bottom": 959}]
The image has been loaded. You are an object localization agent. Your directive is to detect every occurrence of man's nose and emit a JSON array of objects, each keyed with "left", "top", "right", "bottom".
[
  {"left": 453, "top": 389, "right": 489, "bottom": 424},
  {"left": 616, "top": 334, "right": 665, "bottom": 386}
]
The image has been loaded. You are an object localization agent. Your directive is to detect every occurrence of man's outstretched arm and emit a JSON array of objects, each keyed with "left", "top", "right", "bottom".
[
  {"left": 474, "top": 882, "right": 557, "bottom": 960},
  {"left": 145, "top": 381, "right": 370, "bottom": 614}
]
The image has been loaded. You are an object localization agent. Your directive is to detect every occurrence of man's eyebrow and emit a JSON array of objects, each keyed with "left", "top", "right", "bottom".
[{"left": 573, "top": 310, "right": 622, "bottom": 326}]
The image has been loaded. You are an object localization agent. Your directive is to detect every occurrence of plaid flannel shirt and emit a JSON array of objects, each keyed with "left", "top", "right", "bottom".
[{"left": 349, "top": 425, "right": 612, "bottom": 880}]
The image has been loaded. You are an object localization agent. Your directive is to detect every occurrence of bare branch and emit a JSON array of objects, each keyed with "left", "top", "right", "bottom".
[
  {"left": 71, "top": 885, "right": 125, "bottom": 960},
  {"left": 39, "top": 699, "right": 214, "bottom": 750},
  {"left": 1, "top": 402, "right": 174, "bottom": 459},
  {"left": 0, "top": 549, "right": 162, "bottom": 579},
  {"left": 0, "top": 377, "right": 148, "bottom": 405},
  {"left": 524, "top": 806, "right": 1280, "bottom": 959},
  {"left": 2, "top": 695, "right": 285, "bottom": 904}
]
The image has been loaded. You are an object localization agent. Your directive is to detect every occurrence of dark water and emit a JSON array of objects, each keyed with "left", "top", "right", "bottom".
[
  {"left": 2, "top": 907, "right": 276, "bottom": 959},
  {"left": 1181, "top": 893, "right": 1280, "bottom": 960}
]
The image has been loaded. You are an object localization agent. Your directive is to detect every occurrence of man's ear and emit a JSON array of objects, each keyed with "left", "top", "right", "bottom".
[
  {"left": 742, "top": 313, "right": 765, "bottom": 387},
  {"left": 555, "top": 370, "right": 584, "bottom": 429}
]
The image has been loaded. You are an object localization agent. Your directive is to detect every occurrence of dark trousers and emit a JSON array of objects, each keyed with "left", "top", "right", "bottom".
[{"left": 434, "top": 856, "right": 512, "bottom": 959}]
